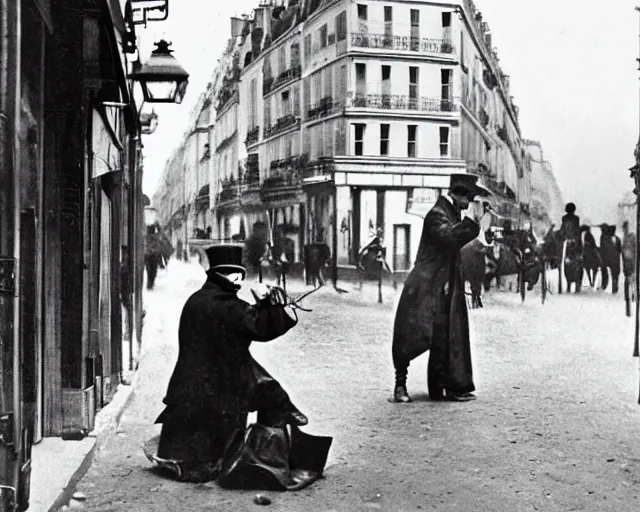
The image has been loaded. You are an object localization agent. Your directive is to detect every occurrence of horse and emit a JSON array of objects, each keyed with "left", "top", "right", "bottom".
[
  {"left": 485, "top": 230, "right": 541, "bottom": 295},
  {"left": 560, "top": 237, "right": 584, "bottom": 293},
  {"left": 461, "top": 237, "right": 494, "bottom": 309}
]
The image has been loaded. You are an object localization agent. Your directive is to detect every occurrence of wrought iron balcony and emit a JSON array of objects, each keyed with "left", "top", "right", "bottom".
[
  {"left": 273, "top": 65, "right": 301, "bottom": 89},
  {"left": 261, "top": 168, "right": 302, "bottom": 190},
  {"left": 347, "top": 94, "right": 459, "bottom": 113},
  {"left": 245, "top": 126, "right": 260, "bottom": 146},
  {"left": 306, "top": 97, "right": 343, "bottom": 121},
  {"left": 218, "top": 178, "right": 241, "bottom": 203},
  {"left": 264, "top": 114, "right": 301, "bottom": 139},
  {"left": 350, "top": 33, "right": 454, "bottom": 54}
]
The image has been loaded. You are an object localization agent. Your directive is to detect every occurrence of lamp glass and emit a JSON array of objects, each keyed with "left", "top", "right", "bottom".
[{"left": 145, "top": 81, "right": 178, "bottom": 102}]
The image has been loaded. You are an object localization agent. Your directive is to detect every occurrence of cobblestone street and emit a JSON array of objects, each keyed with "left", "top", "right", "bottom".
[{"left": 62, "top": 261, "right": 640, "bottom": 512}]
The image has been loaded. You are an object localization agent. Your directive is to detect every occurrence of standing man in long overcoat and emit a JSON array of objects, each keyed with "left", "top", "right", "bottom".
[
  {"left": 155, "top": 245, "right": 308, "bottom": 482},
  {"left": 392, "top": 173, "right": 491, "bottom": 403}
]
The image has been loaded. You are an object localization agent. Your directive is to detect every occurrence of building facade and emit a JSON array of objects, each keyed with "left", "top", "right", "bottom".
[
  {"left": 155, "top": 0, "right": 546, "bottom": 279},
  {"left": 524, "top": 139, "right": 564, "bottom": 237},
  {"left": 0, "top": 0, "right": 158, "bottom": 507}
]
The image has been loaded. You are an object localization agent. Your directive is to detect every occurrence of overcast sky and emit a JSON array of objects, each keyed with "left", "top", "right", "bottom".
[{"left": 138, "top": 0, "right": 640, "bottom": 225}]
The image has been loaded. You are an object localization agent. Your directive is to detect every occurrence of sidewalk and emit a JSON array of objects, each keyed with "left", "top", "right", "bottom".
[
  {"left": 30, "top": 373, "right": 138, "bottom": 512},
  {"left": 29, "top": 258, "right": 209, "bottom": 512}
]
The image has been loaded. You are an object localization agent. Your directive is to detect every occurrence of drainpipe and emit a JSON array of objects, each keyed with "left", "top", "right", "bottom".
[{"left": 12, "top": 1, "right": 22, "bottom": 501}]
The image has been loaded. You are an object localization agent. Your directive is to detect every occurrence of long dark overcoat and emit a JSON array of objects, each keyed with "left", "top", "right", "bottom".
[
  {"left": 392, "top": 196, "right": 480, "bottom": 390},
  {"left": 156, "top": 271, "right": 297, "bottom": 428}
]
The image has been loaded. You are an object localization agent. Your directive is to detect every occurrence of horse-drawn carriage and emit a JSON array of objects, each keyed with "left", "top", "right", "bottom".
[{"left": 460, "top": 225, "right": 548, "bottom": 308}]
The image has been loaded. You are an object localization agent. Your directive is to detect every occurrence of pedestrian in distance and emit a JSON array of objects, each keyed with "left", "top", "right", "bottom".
[
  {"left": 154, "top": 244, "right": 309, "bottom": 483},
  {"left": 560, "top": 202, "right": 581, "bottom": 248},
  {"left": 392, "top": 173, "right": 491, "bottom": 403}
]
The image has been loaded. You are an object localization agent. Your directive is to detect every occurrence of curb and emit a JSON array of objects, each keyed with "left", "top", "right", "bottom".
[{"left": 47, "top": 370, "right": 141, "bottom": 512}]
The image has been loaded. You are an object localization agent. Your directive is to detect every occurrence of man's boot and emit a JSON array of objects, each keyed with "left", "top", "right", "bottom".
[{"left": 393, "top": 367, "right": 411, "bottom": 403}]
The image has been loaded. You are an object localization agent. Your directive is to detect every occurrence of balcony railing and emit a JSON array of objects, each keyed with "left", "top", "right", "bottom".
[
  {"left": 245, "top": 126, "right": 260, "bottom": 146},
  {"left": 262, "top": 169, "right": 302, "bottom": 190},
  {"left": 347, "top": 94, "right": 459, "bottom": 113},
  {"left": 350, "top": 33, "right": 454, "bottom": 54},
  {"left": 306, "top": 97, "right": 343, "bottom": 121},
  {"left": 303, "top": 157, "right": 335, "bottom": 180},
  {"left": 264, "top": 114, "right": 301, "bottom": 139}
]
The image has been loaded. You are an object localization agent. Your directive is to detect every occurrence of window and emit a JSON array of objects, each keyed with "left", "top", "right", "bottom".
[
  {"left": 409, "top": 67, "right": 419, "bottom": 109},
  {"left": 336, "top": 11, "right": 347, "bottom": 41},
  {"left": 354, "top": 123, "right": 366, "bottom": 155},
  {"left": 304, "top": 34, "right": 311, "bottom": 61},
  {"left": 410, "top": 9, "right": 420, "bottom": 50},
  {"left": 324, "top": 65, "right": 333, "bottom": 98},
  {"left": 439, "top": 127, "right": 450, "bottom": 156},
  {"left": 356, "top": 63, "right": 366, "bottom": 100},
  {"left": 324, "top": 121, "right": 333, "bottom": 156},
  {"left": 442, "top": 12, "right": 451, "bottom": 27},
  {"left": 380, "top": 124, "right": 390, "bottom": 155},
  {"left": 441, "top": 69, "right": 452, "bottom": 110},
  {"left": 292, "top": 85, "right": 300, "bottom": 116},
  {"left": 264, "top": 97, "right": 272, "bottom": 128},
  {"left": 281, "top": 90, "right": 290, "bottom": 117},
  {"left": 250, "top": 78, "right": 257, "bottom": 128},
  {"left": 319, "top": 24, "right": 328, "bottom": 48},
  {"left": 303, "top": 77, "right": 311, "bottom": 114},
  {"left": 407, "top": 125, "right": 417, "bottom": 157},
  {"left": 381, "top": 65, "right": 391, "bottom": 106},
  {"left": 357, "top": 4, "right": 367, "bottom": 20},
  {"left": 278, "top": 47, "right": 286, "bottom": 75},
  {"left": 290, "top": 43, "right": 300, "bottom": 68},
  {"left": 357, "top": 4, "right": 368, "bottom": 32},
  {"left": 384, "top": 6, "right": 393, "bottom": 45}
]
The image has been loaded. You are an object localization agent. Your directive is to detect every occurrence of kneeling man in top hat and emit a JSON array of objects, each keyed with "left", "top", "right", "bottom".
[
  {"left": 155, "top": 244, "right": 308, "bottom": 482},
  {"left": 392, "top": 173, "right": 491, "bottom": 403}
]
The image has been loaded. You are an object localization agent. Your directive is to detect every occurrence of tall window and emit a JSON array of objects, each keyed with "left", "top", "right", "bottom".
[
  {"left": 381, "top": 65, "right": 391, "bottom": 107},
  {"left": 292, "top": 85, "right": 300, "bottom": 116},
  {"left": 324, "top": 65, "right": 333, "bottom": 99},
  {"left": 264, "top": 97, "right": 272, "bottom": 128},
  {"left": 290, "top": 43, "right": 300, "bottom": 68},
  {"left": 304, "top": 34, "right": 312, "bottom": 61},
  {"left": 319, "top": 24, "right": 328, "bottom": 48},
  {"left": 357, "top": 4, "right": 368, "bottom": 32},
  {"left": 312, "top": 71, "right": 322, "bottom": 105},
  {"left": 384, "top": 6, "right": 393, "bottom": 46},
  {"left": 336, "top": 11, "right": 347, "bottom": 41},
  {"left": 409, "top": 67, "right": 419, "bottom": 110},
  {"left": 278, "top": 47, "right": 286, "bottom": 75},
  {"left": 338, "top": 63, "right": 347, "bottom": 102},
  {"left": 410, "top": 9, "right": 420, "bottom": 51},
  {"left": 380, "top": 124, "right": 390, "bottom": 155},
  {"left": 281, "top": 90, "right": 291, "bottom": 117},
  {"left": 354, "top": 123, "right": 366, "bottom": 155},
  {"left": 356, "top": 63, "right": 367, "bottom": 101},
  {"left": 407, "top": 125, "right": 417, "bottom": 157},
  {"left": 439, "top": 127, "right": 450, "bottom": 156},
  {"left": 441, "top": 69, "right": 452, "bottom": 110},
  {"left": 250, "top": 78, "right": 257, "bottom": 128}
]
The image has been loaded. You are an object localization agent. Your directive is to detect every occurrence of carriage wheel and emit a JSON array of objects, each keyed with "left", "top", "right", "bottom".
[
  {"left": 519, "top": 268, "right": 526, "bottom": 303},
  {"left": 541, "top": 262, "right": 547, "bottom": 304}
]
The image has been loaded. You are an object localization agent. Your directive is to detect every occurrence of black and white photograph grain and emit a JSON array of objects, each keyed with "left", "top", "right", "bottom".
[{"left": 3, "top": 0, "right": 640, "bottom": 511}]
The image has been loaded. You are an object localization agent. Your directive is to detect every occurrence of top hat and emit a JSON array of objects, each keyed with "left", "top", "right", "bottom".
[
  {"left": 205, "top": 244, "right": 246, "bottom": 276},
  {"left": 449, "top": 173, "right": 492, "bottom": 198},
  {"left": 565, "top": 202, "right": 576, "bottom": 213}
]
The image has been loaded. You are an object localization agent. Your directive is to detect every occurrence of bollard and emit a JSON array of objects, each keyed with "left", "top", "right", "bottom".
[{"left": 378, "top": 260, "right": 383, "bottom": 304}]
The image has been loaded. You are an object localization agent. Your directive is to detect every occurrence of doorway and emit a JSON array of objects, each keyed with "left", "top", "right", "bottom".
[{"left": 393, "top": 224, "right": 411, "bottom": 271}]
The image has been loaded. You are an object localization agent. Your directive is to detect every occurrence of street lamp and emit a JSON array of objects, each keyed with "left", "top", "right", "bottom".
[{"left": 130, "top": 39, "right": 189, "bottom": 104}]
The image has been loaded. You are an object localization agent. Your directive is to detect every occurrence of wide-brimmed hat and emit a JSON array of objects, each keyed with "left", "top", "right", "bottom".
[
  {"left": 449, "top": 173, "right": 492, "bottom": 199},
  {"left": 205, "top": 244, "right": 246, "bottom": 276}
]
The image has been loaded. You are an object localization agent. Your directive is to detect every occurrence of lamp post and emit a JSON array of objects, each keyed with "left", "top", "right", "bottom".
[{"left": 633, "top": 6, "right": 640, "bottom": 404}]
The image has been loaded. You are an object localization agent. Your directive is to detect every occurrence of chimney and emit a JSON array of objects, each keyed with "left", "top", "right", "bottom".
[
  {"left": 484, "top": 32, "right": 492, "bottom": 48},
  {"left": 230, "top": 17, "right": 247, "bottom": 38}
]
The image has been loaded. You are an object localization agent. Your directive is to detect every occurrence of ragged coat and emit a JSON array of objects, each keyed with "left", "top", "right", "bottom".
[
  {"left": 156, "top": 272, "right": 297, "bottom": 427},
  {"left": 392, "top": 196, "right": 480, "bottom": 391}
]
